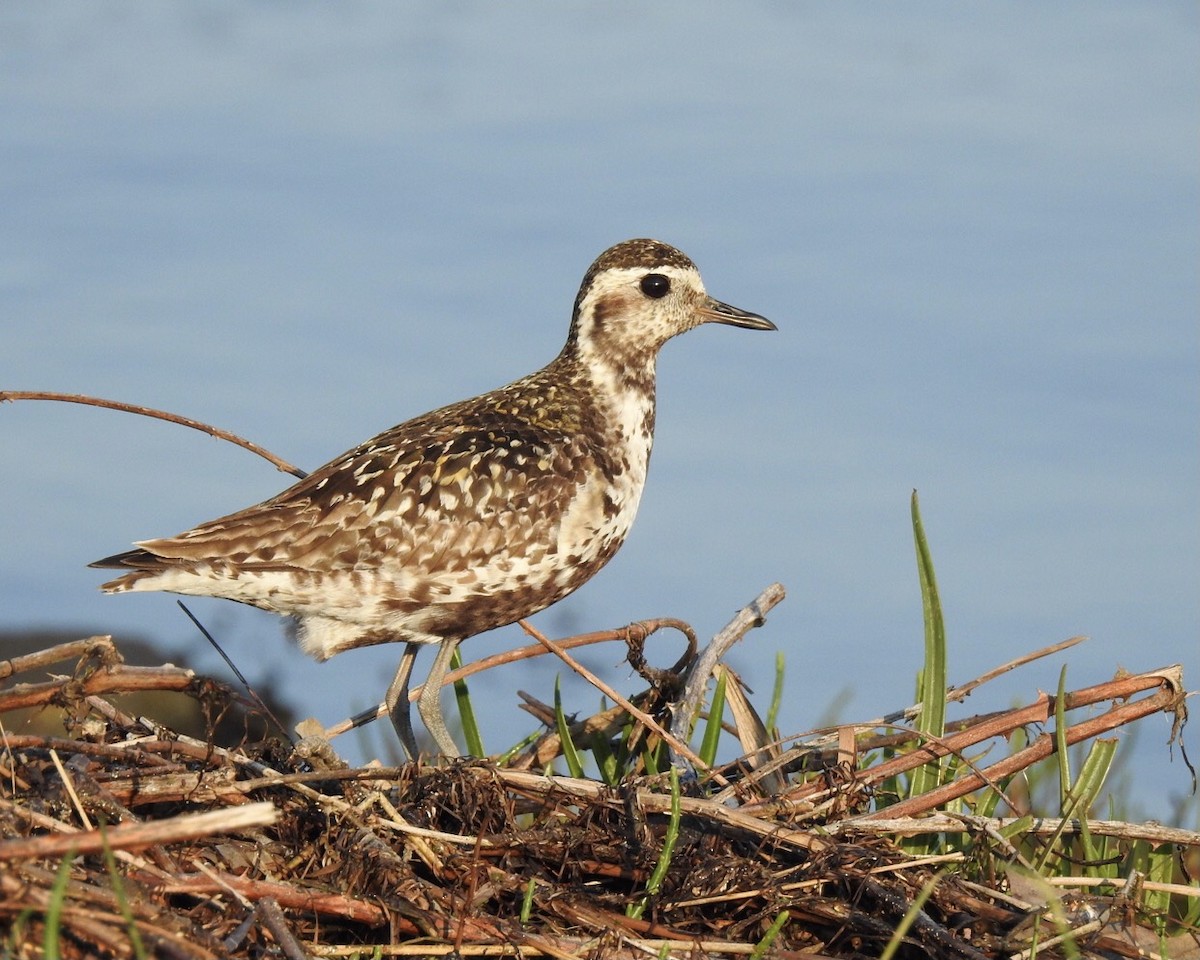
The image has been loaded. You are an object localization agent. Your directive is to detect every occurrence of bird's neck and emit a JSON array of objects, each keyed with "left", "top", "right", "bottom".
[{"left": 552, "top": 342, "right": 659, "bottom": 483}]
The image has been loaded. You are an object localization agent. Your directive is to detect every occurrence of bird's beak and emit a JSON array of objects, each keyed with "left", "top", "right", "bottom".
[{"left": 699, "top": 297, "right": 777, "bottom": 331}]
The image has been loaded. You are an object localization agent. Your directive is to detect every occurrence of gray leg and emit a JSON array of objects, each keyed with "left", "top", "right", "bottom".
[
  {"left": 385, "top": 642, "right": 421, "bottom": 761},
  {"left": 417, "top": 637, "right": 462, "bottom": 758}
]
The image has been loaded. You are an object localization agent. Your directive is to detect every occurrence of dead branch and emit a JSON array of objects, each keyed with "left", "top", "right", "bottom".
[
  {"left": 0, "top": 389, "right": 306, "bottom": 478},
  {"left": 0, "top": 802, "right": 277, "bottom": 859}
]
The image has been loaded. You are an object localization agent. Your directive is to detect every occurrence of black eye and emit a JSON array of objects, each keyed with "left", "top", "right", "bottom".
[{"left": 640, "top": 273, "right": 671, "bottom": 299}]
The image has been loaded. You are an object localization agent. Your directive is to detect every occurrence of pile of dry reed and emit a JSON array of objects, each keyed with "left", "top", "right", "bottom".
[{"left": 1, "top": 623, "right": 1195, "bottom": 959}]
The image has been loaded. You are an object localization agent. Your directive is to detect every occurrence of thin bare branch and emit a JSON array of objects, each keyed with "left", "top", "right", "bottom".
[
  {"left": 669, "top": 582, "right": 786, "bottom": 747},
  {"left": 946, "top": 635, "right": 1087, "bottom": 703},
  {"left": 0, "top": 802, "right": 278, "bottom": 860},
  {"left": 0, "top": 389, "right": 306, "bottom": 478}
]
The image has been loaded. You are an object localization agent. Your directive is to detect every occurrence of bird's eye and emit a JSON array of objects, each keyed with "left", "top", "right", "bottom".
[{"left": 639, "top": 273, "right": 671, "bottom": 299}]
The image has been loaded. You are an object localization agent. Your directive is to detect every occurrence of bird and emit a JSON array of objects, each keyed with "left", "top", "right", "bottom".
[{"left": 92, "top": 238, "right": 776, "bottom": 758}]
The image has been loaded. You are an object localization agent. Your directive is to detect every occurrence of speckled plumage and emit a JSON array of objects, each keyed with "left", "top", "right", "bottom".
[{"left": 92, "top": 238, "right": 775, "bottom": 757}]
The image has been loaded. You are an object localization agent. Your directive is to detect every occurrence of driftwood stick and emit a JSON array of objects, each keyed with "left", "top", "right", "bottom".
[
  {"left": 0, "top": 636, "right": 119, "bottom": 682},
  {"left": 838, "top": 814, "right": 1200, "bottom": 847},
  {"left": 146, "top": 871, "right": 389, "bottom": 926},
  {"left": 669, "top": 582, "right": 786, "bottom": 749},
  {"left": 0, "top": 802, "right": 278, "bottom": 860},
  {"left": 0, "top": 390, "right": 306, "bottom": 478},
  {"left": 0, "top": 663, "right": 199, "bottom": 713}
]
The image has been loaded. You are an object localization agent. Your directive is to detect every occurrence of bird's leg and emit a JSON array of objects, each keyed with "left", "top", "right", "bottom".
[
  {"left": 417, "top": 637, "right": 462, "bottom": 758},
  {"left": 384, "top": 642, "right": 421, "bottom": 761}
]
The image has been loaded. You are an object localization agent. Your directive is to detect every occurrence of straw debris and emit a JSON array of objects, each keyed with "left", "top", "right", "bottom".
[{"left": 1, "top": 633, "right": 1196, "bottom": 959}]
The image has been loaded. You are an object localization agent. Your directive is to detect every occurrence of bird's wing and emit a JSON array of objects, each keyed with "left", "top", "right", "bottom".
[{"left": 92, "top": 413, "right": 597, "bottom": 578}]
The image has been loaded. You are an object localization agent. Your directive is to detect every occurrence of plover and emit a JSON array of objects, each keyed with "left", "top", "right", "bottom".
[{"left": 92, "top": 239, "right": 775, "bottom": 758}]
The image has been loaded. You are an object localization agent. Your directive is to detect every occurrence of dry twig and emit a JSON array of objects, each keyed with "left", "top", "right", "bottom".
[{"left": 0, "top": 389, "right": 305, "bottom": 478}]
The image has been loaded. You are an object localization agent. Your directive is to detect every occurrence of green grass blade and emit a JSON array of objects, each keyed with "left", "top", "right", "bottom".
[
  {"left": 766, "top": 651, "right": 785, "bottom": 735},
  {"left": 698, "top": 669, "right": 728, "bottom": 768},
  {"left": 1070, "top": 739, "right": 1116, "bottom": 832},
  {"left": 999, "top": 814, "right": 1036, "bottom": 842},
  {"left": 1143, "top": 843, "right": 1174, "bottom": 936},
  {"left": 909, "top": 491, "right": 947, "bottom": 800},
  {"left": 450, "top": 648, "right": 484, "bottom": 757},
  {"left": 627, "top": 767, "right": 681, "bottom": 920},
  {"left": 553, "top": 676, "right": 586, "bottom": 778},
  {"left": 750, "top": 910, "right": 790, "bottom": 959},
  {"left": 520, "top": 877, "right": 536, "bottom": 925},
  {"left": 496, "top": 729, "right": 542, "bottom": 766},
  {"left": 973, "top": 774, "right": 1007, "bottom": 819},
  {"left": 879, "top": 870, "right": 942, "bottom": 960},
  {"left": 640, "top": 738, "right": 663, "bottom": 776},
  {"left": 590, "top": 731, "right": 620, "bottom": 786},
  {"left": 1053, "top": 664, "right": 1071, "bottom": 808},
  {"left": 100, "top": 824, "right": 146, "bottom": 959},
  {"left": 43, "top": 850, "right": 77, "bottom": 960},
  {"left": 1034, "top": 737, "right": 1117, "bottom": 873}
]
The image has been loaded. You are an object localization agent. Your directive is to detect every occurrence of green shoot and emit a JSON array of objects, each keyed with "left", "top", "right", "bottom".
[
  {"left": 627, "top": 767, "right": 681, "bottom": 920},
  {"left": 451, "top": 648, "right": 484, "bottom": 757},
  {"left": 698, "top": 669, "right": 728, "bottom": 768}
]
